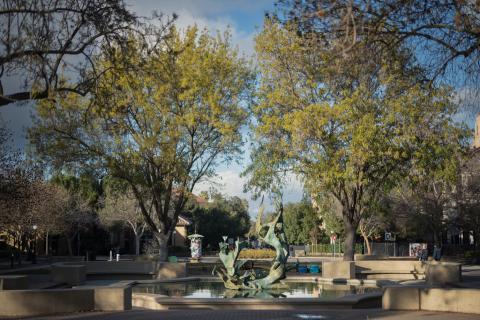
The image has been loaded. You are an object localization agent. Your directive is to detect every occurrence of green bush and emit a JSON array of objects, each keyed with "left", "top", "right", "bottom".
[
  {"left": 464, "top": 250, "right": 475, "bottom": 260},
  {"left": 309, "top": 243, "right": 363, "bottom": 254},
  {"left": 239, "top": 249, "right": 276, "bottom": 259}
]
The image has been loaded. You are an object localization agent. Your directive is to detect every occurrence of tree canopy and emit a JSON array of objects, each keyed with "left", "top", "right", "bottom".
[
  {"left": 29, "top": 25, "right": 254, "bottom": 260},
  {"left": 245, "top": 19, "right": 467, "bottom": 260},
  {"left": 0, "top": 0, "right": 153, "bottom": 107},
  {"left": 283, "top": 200, "right": 323, "bottom": 245}
]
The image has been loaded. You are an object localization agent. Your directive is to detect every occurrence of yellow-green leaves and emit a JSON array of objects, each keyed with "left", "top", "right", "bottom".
[
  {"left": 246, "top": 18, "right": 467, "bottom": 216},
  {"left": 30, "top": 24, "right": 254, "bottom": 247}
]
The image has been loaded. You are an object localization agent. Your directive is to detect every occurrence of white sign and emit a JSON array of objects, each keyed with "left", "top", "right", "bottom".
[
  {"left": 409, "top": 243, "right": 427, "bottom": 257},
  {"left": 385, "top": 232, "right": 395, "bottom": 241}
]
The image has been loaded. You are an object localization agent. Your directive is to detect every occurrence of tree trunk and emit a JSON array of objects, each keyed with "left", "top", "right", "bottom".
[
  {"left": 155, "top": 234, "right": 169, "bottom": 261},
  {"left": 66, "top": 237, "right": 73, "bottom": 256},
  {"left": 134, "top": 234, "right": 140, "bottom": 256},
  {"left": 360, "top": 231, "right": 372, "bottom": 255},
  {"left": 343, "top": 219, "right": 356, "bottom": 261}
]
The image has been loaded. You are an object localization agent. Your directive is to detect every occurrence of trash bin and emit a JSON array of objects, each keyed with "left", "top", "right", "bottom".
[
  {"left": 298, "top": 265, "right": 308, "bottom": 273},
  {"left": 309, "top": 265, "right": 320, "bottom": 273}
]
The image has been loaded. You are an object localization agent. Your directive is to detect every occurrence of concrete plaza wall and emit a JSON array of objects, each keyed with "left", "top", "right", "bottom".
[
  {"left": 355, "top": 260, "right": 461, "bottom": 282},
  {"left": 0, "top": 285, "right": 132, "bottom": 317},
  {"left": 157, "top": 262, "right": 186, "bottom": 279},
  {"left": 382, "top": 286, "right": 421, "bottom": 311},
  {"left": 51, "top": 264, "right": 86, "bottom": 285},
  {"left": 65, "top": 261, "right": 186, "bottom": 279},
  {"left": 0, "top": 289, "right": 94, "bottom": 317},
  {"left": 354, "top": 254, "right": 388, "bottom": 261},
  {"left": 0, "top": 275, "right": 28, "bottom": 290},
  {"left": 383, "top": 286, "right": 480, "bottom": 314}
]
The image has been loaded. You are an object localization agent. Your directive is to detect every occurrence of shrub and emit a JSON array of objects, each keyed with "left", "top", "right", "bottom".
[
  {"left": 309, "top": 243, "right": 363, "bottom": 255},
  {"left": 238, "top": 249, "right": 276, "bottom": 259}
]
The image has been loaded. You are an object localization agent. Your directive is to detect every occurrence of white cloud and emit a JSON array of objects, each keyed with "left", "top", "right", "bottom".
[
  {"left": 174, "top": 10, "right": 255, "bottom": 56},
  {"left": 129, "top": 1, "right": 260, "bottom": 56}
]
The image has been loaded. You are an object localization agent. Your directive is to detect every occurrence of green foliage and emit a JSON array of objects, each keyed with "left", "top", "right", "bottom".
[
  {"left": 185, "top": 192, "right": 251, "bottom": 249},
  {"left": 51, "top": 172, "right": 103, "bottom": 208},
  {"left": 309, "top": 243, "right": 363, "bottom": 255},
  {"left": 245, "top": 19, "right": 468, "bottom": 260},
  {"left": 283, "top": 201, "right": 323, "bottom": 245}
]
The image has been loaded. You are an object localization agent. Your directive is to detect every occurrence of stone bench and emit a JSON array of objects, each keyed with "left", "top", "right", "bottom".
[
  {"left": 0, "top": 275, "right": 28, "bottom": 290},
  {"left": 51, "top": 264, "right": 86, "bottom": 286}
]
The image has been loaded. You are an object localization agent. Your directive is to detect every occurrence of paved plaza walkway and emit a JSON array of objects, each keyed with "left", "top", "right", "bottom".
[{"left": 28, "top": 309, "right": 480, "bottom": 320}]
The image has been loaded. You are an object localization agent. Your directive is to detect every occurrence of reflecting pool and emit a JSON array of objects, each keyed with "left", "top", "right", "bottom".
[{"left": 133, "top": 280, "right": 380, "bottom": 298}]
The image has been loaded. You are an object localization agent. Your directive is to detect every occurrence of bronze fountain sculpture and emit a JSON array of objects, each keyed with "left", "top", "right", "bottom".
[{"left": 213, "top": 201, "right": 290, "bottom": 290}]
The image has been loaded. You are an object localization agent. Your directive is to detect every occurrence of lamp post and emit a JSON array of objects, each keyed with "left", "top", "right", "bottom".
[{"left": 32, "top": 225, "right": 38, "bottom": 264}]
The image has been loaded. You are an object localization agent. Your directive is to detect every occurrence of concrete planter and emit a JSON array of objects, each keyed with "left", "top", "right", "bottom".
[
  {"left": 322, "top": 261, "right": 355, "bottom": 279},
  {"left": 94, "top": 286, "right": 132, "bottom": 311},
  {"left": 51, "top": 264, "right": 86, "bottom": 286},
  {"left": 425, "top": 262, "right": 462, "bottom": 286}
]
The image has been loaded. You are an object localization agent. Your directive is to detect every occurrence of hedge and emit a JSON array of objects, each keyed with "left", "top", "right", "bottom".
[
  {"left": 309, "top": 243, "right": 363, "bottom": 254},
  {"left": 238, "top": 249, "right": 276, "bottom": 259}
]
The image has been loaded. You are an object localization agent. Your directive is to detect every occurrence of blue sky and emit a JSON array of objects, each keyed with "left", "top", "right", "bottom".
[{"left": 0, "top": 0, "right": 304, "bottom": 217}]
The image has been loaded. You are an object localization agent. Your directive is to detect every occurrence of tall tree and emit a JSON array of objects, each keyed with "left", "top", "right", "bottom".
[
  {"left": 283, "top": 200, "right": 322, "bottom": 245},
  {"left": 245, "top": 19, "right": 466, "bottom": 260},
  {"left": 29, "top": 26, "right": 254, "bottom": 260},
  {"left": 185, "top": 192, "right": 251, "bottom": 249},
  {"left": 45, "top": 184, "right": 93, "bottom": 256},
  {"left": 99, "top": 180, "right": 147, "bottom": 256}
]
